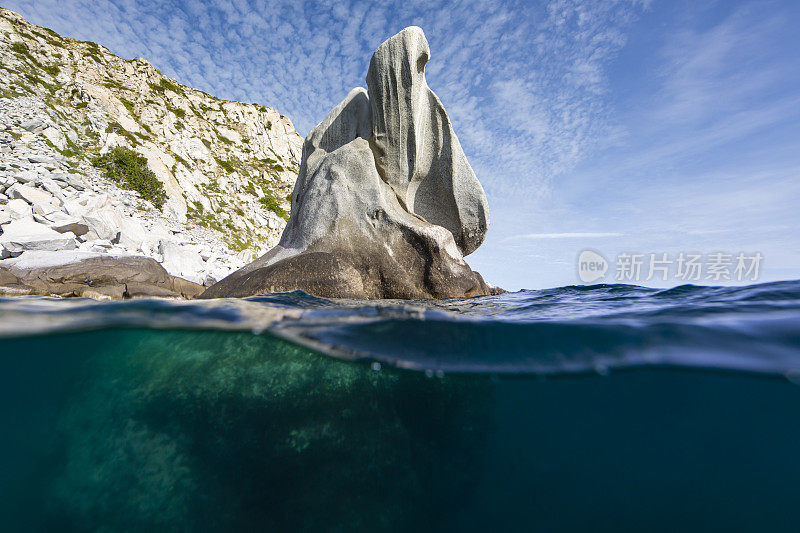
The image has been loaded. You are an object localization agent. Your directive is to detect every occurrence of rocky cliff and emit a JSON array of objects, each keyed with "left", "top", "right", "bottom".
[{"left": 0, "top": 7, "right": 302, "bottom": 287}]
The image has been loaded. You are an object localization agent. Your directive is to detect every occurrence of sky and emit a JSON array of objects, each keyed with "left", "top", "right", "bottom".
[{"left": 6, "top": 0, "right": 800, "bottom": 290}]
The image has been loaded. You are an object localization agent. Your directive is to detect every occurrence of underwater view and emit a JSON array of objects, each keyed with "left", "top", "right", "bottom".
[{"left": 2, "top": 281, "right": 800, "bottom": 531}]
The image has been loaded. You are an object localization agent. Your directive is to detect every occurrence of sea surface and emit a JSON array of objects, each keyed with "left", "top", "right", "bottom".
[{"left": 1, "top": 280, "right": 799, "bottom": 531}]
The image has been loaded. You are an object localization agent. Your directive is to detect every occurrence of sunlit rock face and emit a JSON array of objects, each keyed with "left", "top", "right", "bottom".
[
  {"left": 202, "top": 27, "right": 498, "bottom": 300},
  {"left": 367, "top": 26, "right": 489, "bottom": 256}
]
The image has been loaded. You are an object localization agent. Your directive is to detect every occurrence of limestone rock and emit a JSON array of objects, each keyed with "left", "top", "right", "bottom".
[
  {"left": 202, "top": 28, "right": 498, "bottom": 300},
  {"left": 82, "top": 208, "right": 123, "bottom": 241},
  {"left": 116, "top": 216, "right": 148, "bottom": 249}
]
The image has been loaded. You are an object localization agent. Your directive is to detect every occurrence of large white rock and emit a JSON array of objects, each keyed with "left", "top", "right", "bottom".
[
  {"left": 366, "top": 26, "right": 489, "bottom": 256},
  {"left": 117, "top": 216, "right": 148, "bottom": 250},
  {"left": 6, "top": 198, "right": 32, "bottom": 220},
  {"left": 50, "top": 218, "right": 90, "bottom": 236},
  {"left": 82, "top": 207, "right": 123, "bottom": 241},
  {"left": 42, "top": 126, "right": 67, "bottom": 150},
  {"left": 0, "top": 250, "right": 106, "bottom": 271},
  {"left": 14, "top": 170, "right": 38, "bottom": 184},
  {"left": 62, "top": 199, "right": 89, "bottom": 218},
  {"left": 0, "top": 218, "right": 77, "bottom": 252},
  {"left": 40, "top": 179, "right": 66, "bottom": 202},
  {"left": 159, "top": 239, "right": 206, "bottom": 284},
  {"left": 8, "top": 183, "right": 53, "bottom": 205}
]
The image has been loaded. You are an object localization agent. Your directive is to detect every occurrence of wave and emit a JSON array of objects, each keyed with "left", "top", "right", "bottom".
[{"left": 1, "top": 280, "right": 799, "bottom": 377}]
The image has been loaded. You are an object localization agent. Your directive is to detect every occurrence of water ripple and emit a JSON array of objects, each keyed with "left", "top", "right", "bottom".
[{"left": 1, "top": 280, "right": 799, "bottom": 377}]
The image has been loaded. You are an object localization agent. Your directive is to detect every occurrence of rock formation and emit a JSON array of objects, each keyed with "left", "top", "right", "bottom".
[{"left": 202, "top": 27, "right": 498, "bottom": 300}]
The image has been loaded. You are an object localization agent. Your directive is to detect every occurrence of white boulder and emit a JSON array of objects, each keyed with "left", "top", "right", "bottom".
[
  {"left": 7, "top": 198, "right": 32, "bottom": 220},
  {"left": 0, "top": 218, "right": 77, "bottom": 253}
]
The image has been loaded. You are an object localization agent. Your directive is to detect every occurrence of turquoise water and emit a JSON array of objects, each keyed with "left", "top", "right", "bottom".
[{"left": 1, "top": 281, "right": 800, "bottom": 531}]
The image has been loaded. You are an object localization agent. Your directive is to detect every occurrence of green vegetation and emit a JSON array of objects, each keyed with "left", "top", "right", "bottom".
[
  {"left": 10, "top": 40, "right": 59, "bottom": 83},
  {"left": 150, "top": 78, "right": 182, "bottom": 94},
  {"left": 75, "top": 101, "right": 88, "bottom": 109},
  {"left": 57, "top": 136, "right": 83, "bottom": 159},
  {"left": 160, "top": 78, "right": 182, "bottom": 93},
  {"left": 103, "top": 79, "right": 128, "bottom": 91},
  {"left": 0, "top": 87, "right": 25, "bottom": 99},
  {"left": 119, "top": 98, "right": 135, "bottom": 114},
  {"left": 259, "top": 191, "right": 288, "bottom": 220},
  {"left": 29, "top": 27, "right": 61, "bottom": 47},
  {"left": 215, "top": 157, "right": 235, "bottom": 173},
  {"left": 217, "top": 132, "right": 232, "bottom": 144},
  {"left": 173, "top": 153, "right": 189, "bottom": 168},
  {"left": 10, "top": 41, "right": 29, "bottom": 55},
  {"left": 105, "top": 122, "right": 140, "bottom": 146},
  {"left": 91, "top": 146, "right": 167, "bottom": 209},
  {"left": 82, "top": 41, "right": 103, "bottom": 63}
]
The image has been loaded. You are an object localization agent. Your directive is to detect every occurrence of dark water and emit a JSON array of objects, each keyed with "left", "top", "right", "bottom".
[{"left": 1, "top": 281, "right": 800, "bottom": 531}]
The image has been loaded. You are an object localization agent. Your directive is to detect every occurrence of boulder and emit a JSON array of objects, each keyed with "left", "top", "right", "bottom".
[
  {"left": 117, "top": 216, "right": 148, "bottom": 250},
  {"left": 14, "top": 169, "right": 38, "bottom": 184},
  {"left": 40, "top": 179, "right": 67, "bottom": 202},
  {"left": 0, "top": 218, "right": 77, "bottom": 253},
  {"left": 6, "top": 198, "right": 31, "bottom": 220},
  {"left": 8, "top": 183, "right": 53, "bottom": 205},
  {"left": 201, "top": 28, "right": 498, "bottom": 300},
  {"left": 159, "top": 239, "right": 206, "bottom": 285},
  {"left": 50, "top": 218, "right": 90, "bottom": 237},
  {"left": 20, "top": 117, "right": 46, "bottom": 132},
  {"left": 82, "top": 207, "right": 123, "bottom": 241},
  {"left": 0, "top": 251, "right": 203, "bottom": 299}
]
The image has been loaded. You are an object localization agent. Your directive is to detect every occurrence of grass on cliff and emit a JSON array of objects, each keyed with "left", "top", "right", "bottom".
[
  {"left": 91, "top": 146, "right": 167, "bottom": 209},
  {"left": 259, "top": 191, "right": 288, "bottom": 220}
]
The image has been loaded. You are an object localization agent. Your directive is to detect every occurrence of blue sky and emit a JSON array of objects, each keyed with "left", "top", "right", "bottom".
[{"left": 7, "top": 0, "right": 800, "bottom": 289}]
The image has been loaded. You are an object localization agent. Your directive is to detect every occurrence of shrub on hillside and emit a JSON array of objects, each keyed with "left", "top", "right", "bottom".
[
  {"left": 259, "top": 191, "right": 288, "bottom": 220},
  {"left": 91, "top": 146, "right": 167, "bottom": 209}
]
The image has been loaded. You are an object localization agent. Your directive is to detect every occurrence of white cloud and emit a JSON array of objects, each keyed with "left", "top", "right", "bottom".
[{"left": 5, "top": 0, "right": 647, "bottom": 206}]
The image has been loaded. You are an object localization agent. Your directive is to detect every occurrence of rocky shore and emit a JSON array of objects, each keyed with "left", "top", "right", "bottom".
[{"left": 0, "top": 8, "right": 301, "bottom": 298}]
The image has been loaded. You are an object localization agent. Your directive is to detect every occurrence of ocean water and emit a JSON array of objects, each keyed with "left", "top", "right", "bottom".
[{"left": 1, "top": 280, "right": 800, "bottom": 531}]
